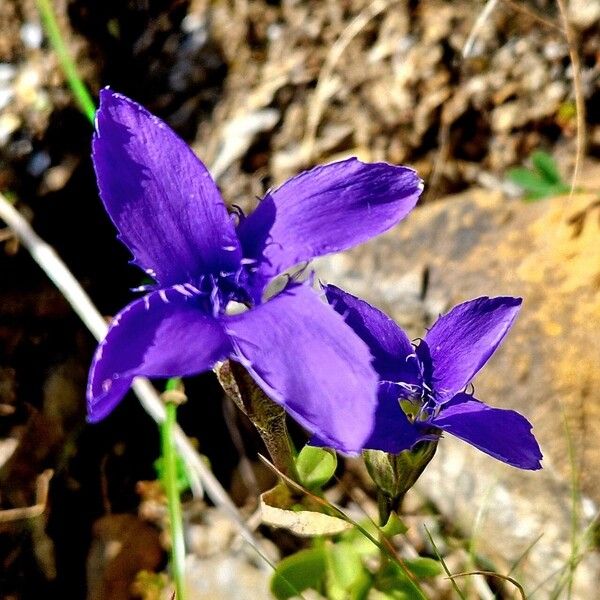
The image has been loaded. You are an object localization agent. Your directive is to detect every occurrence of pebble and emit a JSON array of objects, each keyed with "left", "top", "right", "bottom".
[
  {"left": 568, "top": 0, "right": 600, "bottom": 29},
  {"left": 0, "top": 63, "right": 17, "bottom": 83},
  {"left": 27, "top": 151, "right": 51, "bottom": 177},
  {"left": 0, "top": 113, "right": 21, "bottom": 146},
  {"left": 0, "top": 87, "right": 14, "bottom": 111},
  {"left": 15, "top": 67, "right": 42, "bottom": 105},
  {"left": 20, "top": 22, "right": 43, "bottom": 50}
]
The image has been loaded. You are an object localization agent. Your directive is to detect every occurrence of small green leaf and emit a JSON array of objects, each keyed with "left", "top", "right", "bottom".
[
  {"left": 531, "top": 150, "right": 562, "bottom": 185},
  {"left": 375, "top": 557, "right": 440, "bottom": 595},
  {"left": 348, "top": 569, "right": 373, "bottom": 600},
  {"left": 271, "top": 547, "right": 327, "bottom": 599},
  {"left": 327, "top": 542, "right": 364, "bottom": 593},
  {"left": 296, "top": 445, "right": 337, "bottom": 490},
  {"left": 374, "top": 563, "right": 419, "bottom": 599},
  {"left": 507, "top": 152, "right": 571, "bottom": 201},
  {"left": 340, "top": 520, "right": 380, "bottom": 557},
  {"left": 507, "top": 168, "right": 551, "bottom": 196},
  {"left": 404, "top": 557, "right": 443, "bottom": 578},
  {"left": 382, "top": 512, "right": 408, "bottom": 537}
]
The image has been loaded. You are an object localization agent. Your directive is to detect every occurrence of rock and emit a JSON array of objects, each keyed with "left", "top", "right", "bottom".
[
  {"left": 184, "top": 552, "right": 271, "bottom": 599},
  {"left": 568, "top": 0, "right": 600, "bottom": 30},
  {"left": 20, "top": 22, "right": 42, "bottom": 50},
  {"left": 316, "top": 161, "right": 600, "bottom": 596},
  {"left": 182, "top": 507, "right": 275, "bottom": 598}
]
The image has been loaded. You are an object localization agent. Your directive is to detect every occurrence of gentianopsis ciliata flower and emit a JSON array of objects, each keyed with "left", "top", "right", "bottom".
[
  {"left": 87, "top": 89, "right": 423, "bottom": 453},
  {"left": 323, "top": 285, "right": 542, "bottom": 468}
]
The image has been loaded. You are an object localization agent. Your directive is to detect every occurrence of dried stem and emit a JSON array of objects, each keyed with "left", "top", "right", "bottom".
[
  {"left": 0, "top": 470, "right": 53, "bottom": 523},
  {"left": 500, "top": 0, "right": 564, "bottom": 32},
  {"left": 302, "top": 0, "right": 396, "bottom": 162},
  {"left": 462, "top": 0, "right": 500, "bottom": 59},
  {"left": 556, "top": 0, "right": 587, "bottom": 194},
  {"left": 0, "top": 193, "right": 261, "bottom": 553}
]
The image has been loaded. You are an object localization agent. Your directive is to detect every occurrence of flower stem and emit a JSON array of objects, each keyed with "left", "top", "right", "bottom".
[
  {"left": 160, "top": 389, "right": 186, "bottom": 600},
  {"left": 215, "top": 361, "right": 299, "bottom": 482},
  {"left": 35, "top": 0, "right": 96, "bottom": 123}
]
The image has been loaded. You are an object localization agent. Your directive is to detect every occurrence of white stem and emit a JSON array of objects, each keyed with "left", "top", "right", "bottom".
[{"left": 0, "top": 192, "right": 261, "bottom": 551}]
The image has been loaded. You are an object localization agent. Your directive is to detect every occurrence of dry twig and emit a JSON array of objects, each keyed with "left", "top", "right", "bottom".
[
  {"left": 462, "top": 0, "right": 500, "bottom": 59},
  {"left": 302, "top": 0, "right": 397, "bottom": 163},
  {"left": 556, "top": 0, "right": 587, "bottom": 194},
  {"left": 0, "top": 469, "right": 53, "bottom": 523},
  {"left": 501, "top": 0, "right": 564, "bottom": 32},
  {"left": 0, "top": 192, "right": 262, "bottom": 555}
]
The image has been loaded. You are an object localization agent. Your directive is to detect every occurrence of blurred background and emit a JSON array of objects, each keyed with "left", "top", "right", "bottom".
[{"left": 0, "top": 0, "right": 599, "bottom": 598}]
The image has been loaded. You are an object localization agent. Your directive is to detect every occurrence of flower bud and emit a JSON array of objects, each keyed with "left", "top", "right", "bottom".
[{"left": 363, "top": 440, "right": 437, "bottom": 521}]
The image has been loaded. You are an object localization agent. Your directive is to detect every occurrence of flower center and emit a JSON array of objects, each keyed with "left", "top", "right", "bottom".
[
  {"left": 397, "top": 383, "right": 438, "bottom": 423},
  {"left": 190, "top": 268, "right": 253, "bottom": 317}
]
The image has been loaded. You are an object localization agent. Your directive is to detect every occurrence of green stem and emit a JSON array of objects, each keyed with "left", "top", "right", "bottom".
[
  {"left": 36, "top": 0, "right": 96, "bottom": 123},
  {"left": 161, "top": 400, "right": 186, "bottom": 600}
]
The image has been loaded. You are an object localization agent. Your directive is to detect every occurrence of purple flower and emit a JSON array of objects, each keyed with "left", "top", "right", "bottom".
[
  {"left": 86, "top": 89, "right": 423, "bottom": 453},
  {"left": 323, "top": 286, "right": 543, "bottom": 469}
]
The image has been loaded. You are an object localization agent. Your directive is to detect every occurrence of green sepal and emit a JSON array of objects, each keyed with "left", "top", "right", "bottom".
[{"left": 382, "top": 512, "right": 408, "bottom": 537}]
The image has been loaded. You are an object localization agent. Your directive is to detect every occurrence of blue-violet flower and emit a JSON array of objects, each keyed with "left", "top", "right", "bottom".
[
  {"left": 86, "top": 89, "right": 423, "bottom": 453},
  {"left": 323, "top": 286, "right": 543, "bottom": 468}
]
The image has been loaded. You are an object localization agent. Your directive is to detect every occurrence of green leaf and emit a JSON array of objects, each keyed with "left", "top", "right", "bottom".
[
  {"left": 507, "top": 168, "right": 551, "bottom": 196},
  {"left": 370, "top": 585, "right": 414, "bottom": 599},
  {"left": 382, "top": 512, "right": 408, "bottom": 537},
  {"left": 507, "top": 152, "right": 571, "bottom": 201},
  {"left": 327, "top": 542, "right": 364, "bottom": 589},
  {"left": 340, "top": 521, "right": 380, "bottom": 557},
  {"left": 404, "top": 557, "right": 443, "bottom": 578},
  {"left": 346, "top": 569, "right": 373, "bottom": 600},
  {"left": 325, "top": 542, "right": 374, "bottom": 600},
  {"left": 295, "top": 445, "right": 337, "bottom": 490},
  {"left": 373, "top": 563, "right": 420, "bottom": 600},
  {"left": 375, "top": 556, "right": 441, "bottom": 600},
  {"left": 531, "top": 150, "right": 562, "bottom": 185},
  {"left": 271, "top": 547, "right": 327, "bottom": 599}
]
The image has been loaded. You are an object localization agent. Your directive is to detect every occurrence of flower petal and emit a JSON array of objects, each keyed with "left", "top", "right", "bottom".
[
  {"left": 237, "top": 158, "right": 422, "bottom": 293},
  {"left": 430, "top": 393, "right": 542, "bottom": 470},
  {"left": 324, "top": 284, "right": 420, "bottom": 384},
  {"left": 93, "top": 89, "right": 241, "bottom": 287},
  {"left": 87, "top": 286, "right": 231, "bottom": 422},
  {"left": 424, "top": 296, "right": 522, "bottom": 402},
  {"left": 224, "top": 284, "right": 379, "bottom": 454},
  {"left": 362, "top": 382, "right": 425, "bottom": 453}
]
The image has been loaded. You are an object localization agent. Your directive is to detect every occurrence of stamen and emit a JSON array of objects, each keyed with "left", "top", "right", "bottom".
[{"left": 225, "top": 301, "right": 248, "bottom": 316}]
